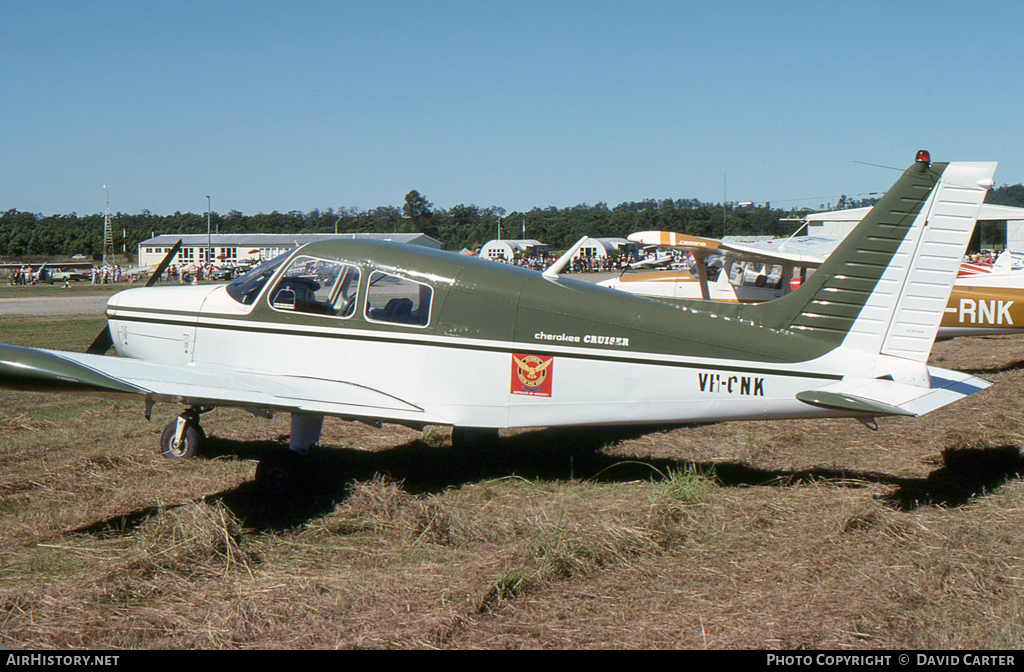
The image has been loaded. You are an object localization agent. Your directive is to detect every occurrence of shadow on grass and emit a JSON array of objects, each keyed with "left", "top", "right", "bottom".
[
  {"left": 954, "top": 358, "right": 1024, "bottom": 375},
  {"left": 71, "top": 426, "right": 1024, "bottom": 534}
]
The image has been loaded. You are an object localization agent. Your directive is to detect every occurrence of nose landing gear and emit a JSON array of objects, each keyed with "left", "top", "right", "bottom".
[
  {"left": 156, "top": 408, "right": 329, "bottom": 499},
  {"left": 158, "top": 407, "right": 210, "bottom": 459}
]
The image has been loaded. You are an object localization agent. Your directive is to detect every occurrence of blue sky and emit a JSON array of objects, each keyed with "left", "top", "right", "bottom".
[{"left": 3, "top": 1, "right": 1023, "bottom": 217}]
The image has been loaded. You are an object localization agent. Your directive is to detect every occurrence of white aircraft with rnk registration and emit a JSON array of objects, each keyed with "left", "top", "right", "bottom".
[{"left": 0, "top": 152, "right": 998, "bottom": 490}]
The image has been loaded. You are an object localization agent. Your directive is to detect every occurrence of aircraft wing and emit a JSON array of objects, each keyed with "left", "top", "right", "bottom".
[
  {"left": 717, "top": 235, "right": 840, "bottom": 267},
  {"left": 627, "top": 230, "right": 839, "bottom": 267},
  {"left": 0, "top": 345, "right": 444, "bottom": 425},
  {"left": 628, "top": 231, "right": 722, "bottom": 251},
  {"left": 795, "top": 366, "right": 991, "bottom": 418}
]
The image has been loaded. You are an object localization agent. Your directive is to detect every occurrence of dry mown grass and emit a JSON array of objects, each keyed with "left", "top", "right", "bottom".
[{"left": 1, "top": 328, "right": 1023, "bottom": 648}]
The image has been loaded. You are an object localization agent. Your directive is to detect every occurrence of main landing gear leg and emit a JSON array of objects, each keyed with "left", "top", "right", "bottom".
[
  {"left": 159, "top": 406, "right": 209, "bottom": 459},
  {"left": 288, "top": 413, "right": 324, "bottom": 452},
  {"left": 256, "top": 413, "right": 325, "bottom": 496}
]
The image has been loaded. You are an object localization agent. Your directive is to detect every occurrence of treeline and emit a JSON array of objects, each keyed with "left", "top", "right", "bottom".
[
  {"left": 7, "top": 180, "right": 1020, "bottom": 262},
  {"left": 986, "top": 184, "right": 1024, "bottom": 208},
  {"left": 0, "top": 185, "right": 971, "bottom": 261}
]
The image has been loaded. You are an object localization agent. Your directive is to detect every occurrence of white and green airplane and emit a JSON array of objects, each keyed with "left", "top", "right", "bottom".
[{"left": 0, "top": 152, "right": 998, "bottom": 489}]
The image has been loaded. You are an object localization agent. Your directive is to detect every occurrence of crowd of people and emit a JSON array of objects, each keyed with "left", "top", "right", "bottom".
[
  {"left": 483, "top": 253, "right": 553, "bottom": 271},
  {"left": 8, "top": 265, "right": 45, "bottom": 285},
  {"left": 160, "top": 262, "right": 245, "bottom": 283},
  {"left": 484, "top": 252, "right": 653, "bottom": 273},
  {"left": 964, "top": 251, "right": 997, "bottom": 265},
  {"left": 89, "top": 265, "right": 128, "bottom": 284},
  {"left": 5, "top": 264, "right": 135, "bottom": 285},
  {"left": 565, "top": 254, "right": 631, "bottom": 273}
]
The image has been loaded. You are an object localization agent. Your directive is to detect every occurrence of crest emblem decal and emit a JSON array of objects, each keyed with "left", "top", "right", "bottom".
[{"left": 511, "top": 354, "right": 553, "bottom": 397}]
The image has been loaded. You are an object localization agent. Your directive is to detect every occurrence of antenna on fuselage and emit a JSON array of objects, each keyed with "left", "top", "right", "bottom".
[{"left": 542, "top": 236, "right": 589, "bottom": 280}]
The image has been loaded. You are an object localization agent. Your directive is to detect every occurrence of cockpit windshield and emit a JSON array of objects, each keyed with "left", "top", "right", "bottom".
[{"left": 225, "top": 254, "right": 290, "bottom": 305}]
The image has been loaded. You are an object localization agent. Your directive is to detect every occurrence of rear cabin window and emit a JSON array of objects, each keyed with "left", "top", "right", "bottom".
[
  {"left": 727, "top": 261, "right": 785, "bottom": 290},
  {"left": 268, "top": 256, "right": 361, "bottom": 318},
  {"left": 364, "top": 271, "right": 432, "bottom": 327}
]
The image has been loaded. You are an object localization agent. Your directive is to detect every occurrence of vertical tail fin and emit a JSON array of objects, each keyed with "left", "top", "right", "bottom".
[
  {"left": 750, "top": 154, "right": 995, "bottom": 360},
  {"left": 875, "top": 161, "right": 996, "bottom": 361}
]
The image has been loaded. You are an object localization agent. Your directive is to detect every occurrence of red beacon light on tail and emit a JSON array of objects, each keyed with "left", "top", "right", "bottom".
[{"left": 916, "top": 150, "right": 931, "bottom": 164}]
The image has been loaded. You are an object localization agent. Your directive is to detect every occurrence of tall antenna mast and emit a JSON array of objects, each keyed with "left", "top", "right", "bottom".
[{"left": 103, "top": 184, "right": 113, "bottom": 266}]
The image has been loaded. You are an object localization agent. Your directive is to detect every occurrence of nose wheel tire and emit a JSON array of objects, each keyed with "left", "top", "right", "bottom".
[{"left": 159, "top": 420, "right": 202, "bottom": 459}]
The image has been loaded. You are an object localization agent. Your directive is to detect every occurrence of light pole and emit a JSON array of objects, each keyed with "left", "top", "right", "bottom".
[{"left": 206, "top": 196, "right": 211, "bottom": 268}]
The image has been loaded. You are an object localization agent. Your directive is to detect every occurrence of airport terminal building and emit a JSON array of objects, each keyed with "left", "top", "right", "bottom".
[{"left": 137, "top": 232, "right": 441, "bottom": 268}]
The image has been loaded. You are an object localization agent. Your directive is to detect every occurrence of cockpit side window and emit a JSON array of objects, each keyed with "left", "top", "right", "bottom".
[
  {"left": 364, "top": 271, "right": 432, "bottom": 327},
  {"left": 225, "top": 254, "right": 290, "bottom": 305},
  {"left": 268, "top": 255, "right": 361, "bottom": 318},
  {"left": 728, "top": 261, "right": 784, "bottom": 290}
]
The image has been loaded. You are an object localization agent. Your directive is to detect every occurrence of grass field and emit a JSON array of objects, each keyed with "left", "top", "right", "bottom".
[
  {"left": 0, "top": 282, "right": 127, "bottom": 300},
  {"left": 0, "top": 312, "right": 1022, "bottom": 649}
]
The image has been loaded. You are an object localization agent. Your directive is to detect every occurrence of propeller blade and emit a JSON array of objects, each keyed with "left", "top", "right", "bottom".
[
  {"left": 146, "top": 240, "right": 182, "bottom": 287},
  {"left": 85, "top": 326, "right": 114, "bottom": 355},
  {"left": 85, "top": 241, "right": 182, "bottom": 355}
]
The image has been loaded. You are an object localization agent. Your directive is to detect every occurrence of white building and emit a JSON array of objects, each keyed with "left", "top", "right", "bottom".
[
  {"left": 805, "top": 204, "right": 1024, "bottom": 252},
  {"left": 479, "top": 239, "right": 549, "bottom": 261},
  {"left": 137, "top": 233, "right": 441, "bottom": 269},
  {"left": 571, "top": 237, "right": 639, "bottom": 262}
]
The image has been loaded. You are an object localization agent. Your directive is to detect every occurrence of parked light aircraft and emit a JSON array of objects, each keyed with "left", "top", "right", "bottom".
[
  {"left": 0, "top": 153, "right": 999, "bottom": 490},
  {"left": 629, "top": 252, "right": 676, "bottom": 269},
  {"left": 943, "top": 259, "right": 1024, "bottom": 337},
  {"left": 602, "top": 216, "right": 1024, "bottom": 339},
  {"left": 599, "top": 232, "right": 820, "bottom": 303}
]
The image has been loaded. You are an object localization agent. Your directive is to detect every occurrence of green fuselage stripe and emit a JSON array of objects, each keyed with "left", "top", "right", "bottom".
[{"left": 110, "top": 312, "right": 843, "bottom": 381}]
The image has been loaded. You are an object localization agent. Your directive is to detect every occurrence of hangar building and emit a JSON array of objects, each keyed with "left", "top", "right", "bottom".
[
  {"left": 479, "top": 239, "right": 549, "bottom": 261},
  {"left": 571, "top": 237, "right": 639, "bottom": 262},
  {"left": 804, "top": 204, "right": 1024, "bottom": 253}
]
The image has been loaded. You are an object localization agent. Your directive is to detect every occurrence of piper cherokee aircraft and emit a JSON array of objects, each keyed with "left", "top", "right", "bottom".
[
  {"left": 0, "top": 152, "right": 999, "bottom": 490},
  {"left": 603, "top": 217, "right": 1024, "bottom": 339}
]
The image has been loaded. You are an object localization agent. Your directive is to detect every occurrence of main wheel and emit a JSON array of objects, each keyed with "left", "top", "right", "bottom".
[
  {"left": 451, "top": 427, "right": 500, "bottom": 449},
  {"left": 255, "top": 449, "right": 310, "bottom": 497},
  {"left": 159, "top": 420, "right": 202, "bottom": 459}
]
